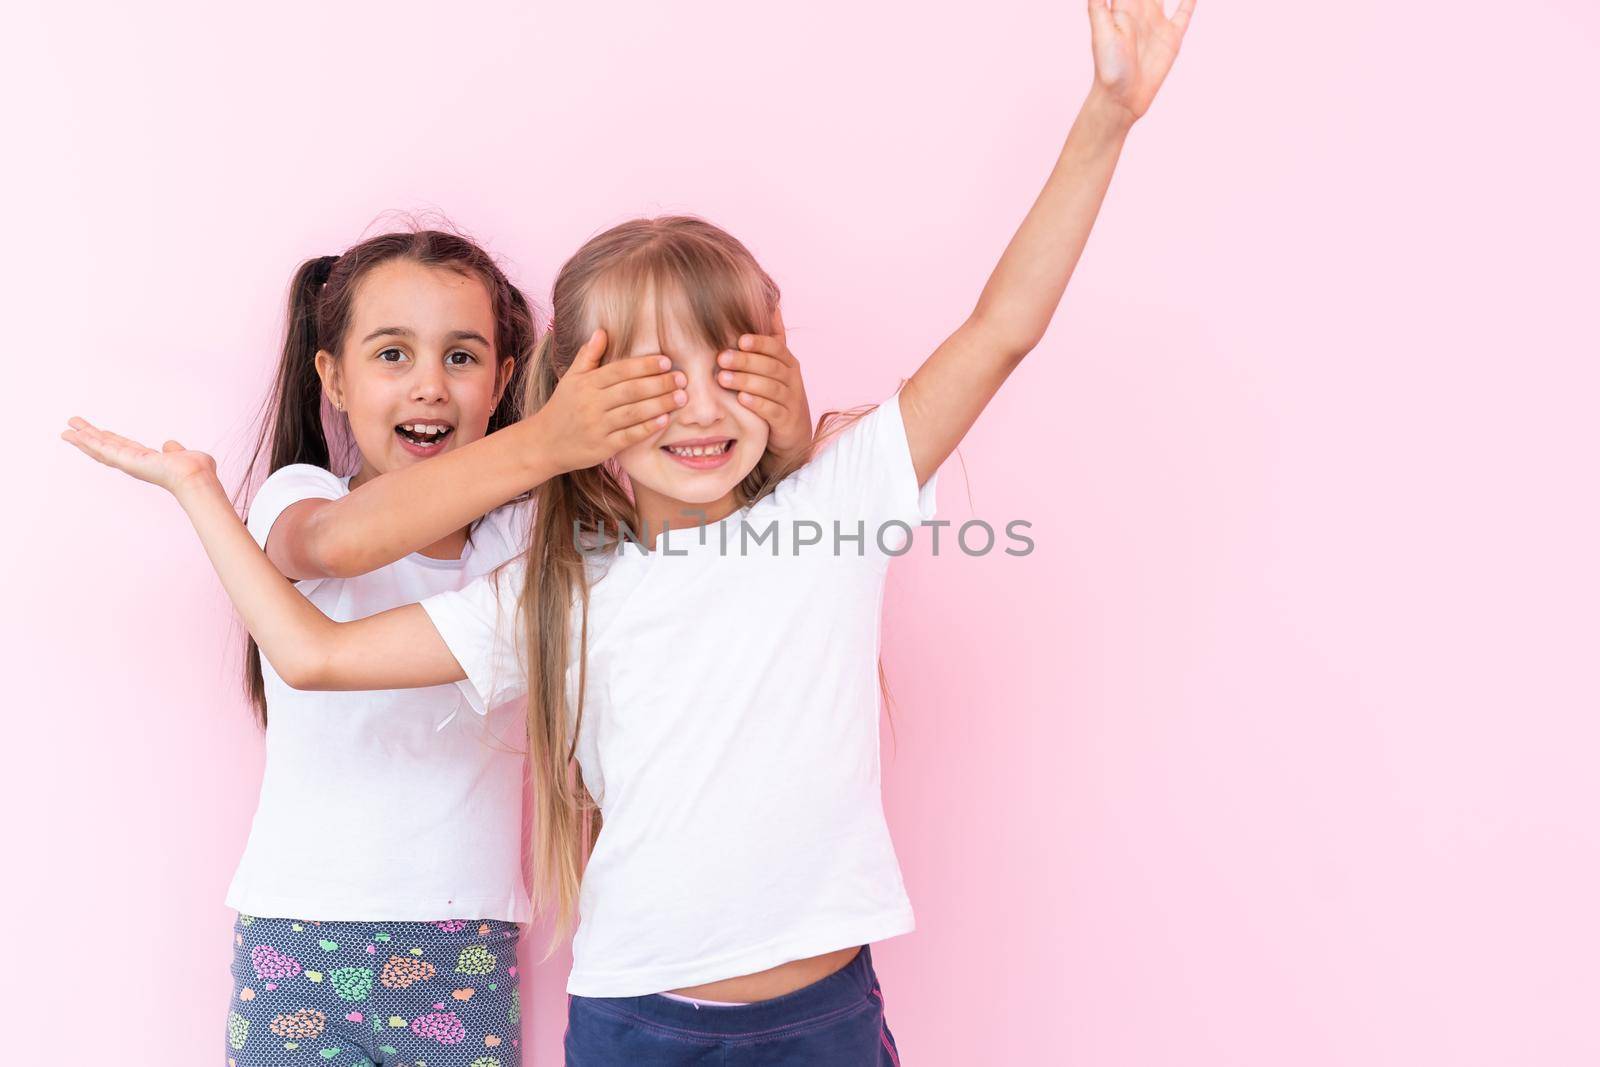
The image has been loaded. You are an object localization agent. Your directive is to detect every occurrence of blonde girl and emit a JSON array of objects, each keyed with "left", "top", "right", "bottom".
[{"left": 64, "top": 2, "right": 1194, "bottom": 1061}]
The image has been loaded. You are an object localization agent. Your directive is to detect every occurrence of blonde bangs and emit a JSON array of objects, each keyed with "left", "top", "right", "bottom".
[{"left": 581, "top": 230, "right": 778, "bottom": 368}]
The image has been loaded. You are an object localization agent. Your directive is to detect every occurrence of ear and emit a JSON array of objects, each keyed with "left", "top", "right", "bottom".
[
  {"left": 313, "top": 349, "right": 343, "bottom": 412},
  {"left": 493, "top": 357, "right": 517, "bottom": 408}
]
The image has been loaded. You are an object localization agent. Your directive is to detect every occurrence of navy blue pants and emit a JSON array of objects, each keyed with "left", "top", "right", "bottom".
[{"left": 564, "top": 945, "right": 900, "bottom": 1065}]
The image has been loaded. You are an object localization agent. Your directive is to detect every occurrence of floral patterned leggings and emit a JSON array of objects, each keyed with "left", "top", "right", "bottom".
[{"left": 225, "top": 913, "right": 522, "bottom": 1067}]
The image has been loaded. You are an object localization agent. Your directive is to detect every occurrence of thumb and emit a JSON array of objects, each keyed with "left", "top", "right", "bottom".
[
  {"left": 770, "top": 305, "right": 787, "bottom": 342},
  {"left": 568, "top": 328, "right": 609, "bottom": 374},
  {"left": 162, "top": 440, "right": 185, "bottom": 453}
]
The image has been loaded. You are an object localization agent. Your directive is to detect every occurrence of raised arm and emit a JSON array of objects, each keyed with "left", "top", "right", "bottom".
[
  {"left": 900, "top": 0, "right": 1195, "bottom": 485},
  {"left": 62, "top": 422, "right": 462, "bottom": 691},
  {"left": 267, "top": 329, "right": 690, "bottom": 580}
]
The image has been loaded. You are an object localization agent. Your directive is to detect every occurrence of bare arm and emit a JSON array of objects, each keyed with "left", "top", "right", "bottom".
[
  {"left": 62, "top": 423, "right": 463, "bottom": 691},
  {"left": 901, "top": 0, "right": 1196, "bottom": 485},
  {"left": 183, "top": 471, "right": 462, "bottom": 689},
  {"left": 269, "top": 329, "right": 690, "bottom": 580},
  {"left": 264, "top": 416, "right": 563, "bottom": 581}
]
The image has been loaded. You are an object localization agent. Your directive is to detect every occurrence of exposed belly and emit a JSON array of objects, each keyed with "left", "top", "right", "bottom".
[{"left": 669, "top": 946, "right": 862, "bottom": 1002}]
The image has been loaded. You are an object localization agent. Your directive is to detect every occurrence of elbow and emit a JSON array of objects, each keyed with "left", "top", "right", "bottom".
[
  {"left": 270, "top": 644, "right": 334, "bottom": 691},
  {"left": 274, "top": 661, "right": 320, "bottom": 692},
  {"left": 318, "top": 548, "right": 370, "bottom": 582},
  {"left": 965, "top": 309, "right": 1041, "bottom": 368},
  {"left": 303, "top": 519, "right": 371, "bottom": 580}
]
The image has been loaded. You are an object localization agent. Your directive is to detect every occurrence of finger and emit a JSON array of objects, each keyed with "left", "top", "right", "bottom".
[
  {"left": 717, "top": 369, "right": 787, "bottom": 403},
  {"left": 737, "top": 391, "right": 787, "bottom": 427},
  {"left": 67, "top": 424, "right": 111, "bottom": 452},
  {"left": 1170, "top": 0, "right": 1195, "bottom": 34},
  {"left": 567, "top": 329, "right": 610, "bottom": 374},
  {"left": 611, "top": 412, "right": 673, "bottom": 450},
  {"left": 86, "top": 425, "right": 158, "bottom": 464},
  {"left": 594, "top": 353, "right": 675, "bottom": 388},
  {"left": 62, "top": 433, "right": 104, "bottom": 462},
  {"left": 67, "top": 416, "right": 92, "bottom": 431},
  {"left": 100, "top": 427, "right": 151, "bottom": 453},
  {"left": 163, "top": 440, "right": 185, "bottom": 453},
  {"left": 609, "top": 392, "right": 686, "bottom": 431},
  {"left": 1088, "top": 0, "right": 1119, "bottom": 42},
  {"left": 770, "top": 306, "right": 786, "bottom": 341},
  {"left": 604, "top": 371, "right": 686, "bottom": 410},
  {"left": 62, "top": 430, "right": 118, "bottom": 466},
  {"left": 717, "top": 350, "right": 789, "bottom": 381},
  {"left": 735, "top": 333, "right": 796, "bottom": 368}
]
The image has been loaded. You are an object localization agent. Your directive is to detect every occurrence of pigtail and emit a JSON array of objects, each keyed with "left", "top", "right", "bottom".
[
  {"left": 238, "top": 254, "right": 339, "bottom": 727},
  {"left": 272, "top": 255, "right": 339, "bottom": 473},
  {"left": 488, "top": 283, "right": 537, "bottom": 432}
]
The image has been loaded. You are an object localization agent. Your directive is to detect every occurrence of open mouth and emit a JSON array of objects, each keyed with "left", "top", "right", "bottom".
[
  {"left": 395, "top": 421, "right": 455, "bottom": 451},
  {"left": 661, "top": 438, "right": 737, "bottom": 468}
]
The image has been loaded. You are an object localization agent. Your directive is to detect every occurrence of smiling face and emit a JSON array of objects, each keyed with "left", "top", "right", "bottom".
[
  {"left": 608, "top": 287, "right": 770, "bottom": 518},
  {"left": 315, "top": 258, "right": 511, "bottom": 486}
]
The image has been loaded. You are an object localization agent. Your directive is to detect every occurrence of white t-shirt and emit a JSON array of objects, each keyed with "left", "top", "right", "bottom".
[
  {"left": 225, "top": 463, "right": 532, "bottom": 923},
  {"left": 420, "top": 387, "right": 939, "bottom": 995}
]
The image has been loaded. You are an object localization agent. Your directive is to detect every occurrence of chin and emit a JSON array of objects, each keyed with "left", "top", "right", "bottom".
[{"left": 661, "top": 476, "right": 745, "bottom": 505}]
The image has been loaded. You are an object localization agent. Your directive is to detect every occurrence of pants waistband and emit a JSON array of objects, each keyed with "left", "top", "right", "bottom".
[{"left": 571, "top": 945, "right": 879, "bottom": 1037}]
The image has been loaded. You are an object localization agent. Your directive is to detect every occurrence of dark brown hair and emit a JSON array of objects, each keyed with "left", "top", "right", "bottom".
[{"left": 239, "top": 229, "right": 537, "bottom": 726}]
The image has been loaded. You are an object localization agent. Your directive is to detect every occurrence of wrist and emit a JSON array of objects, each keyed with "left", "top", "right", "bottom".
[
  {"left": 172, "top": 468, "right": 225, "bottom": 511},
  {"left": 1083, "top": 83, "right": 1137, "bottom": 138},
  {"left": 517, "top": 410, "right": 570, "bottom": 483}
]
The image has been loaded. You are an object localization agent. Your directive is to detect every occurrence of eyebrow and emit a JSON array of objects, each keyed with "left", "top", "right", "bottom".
[{"left": 361, "top": 326, "right": 491, "bottom": 347}]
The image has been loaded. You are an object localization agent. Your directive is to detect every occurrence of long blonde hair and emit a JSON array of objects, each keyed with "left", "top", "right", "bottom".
[{"left": 521, "top": 216, "right": 877, "bottom": 944}]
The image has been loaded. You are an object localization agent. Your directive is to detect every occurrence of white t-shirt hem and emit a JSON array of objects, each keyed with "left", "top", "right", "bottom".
[
  {"left": 225, "top": 887, "right": 532, "bottom": 925},
  {"left": 564, "top": 907, "right": 916, "bottom": 997}
]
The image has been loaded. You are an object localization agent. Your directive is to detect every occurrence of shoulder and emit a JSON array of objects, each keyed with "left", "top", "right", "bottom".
[
  {"left": 782, "top": 388, "right": 905, "bottom": 499},
  {"left": 246, "top": 464, "right": 348, "bottom": 548},
  {"left": 256, "top": 463, "right": 348, "bottom": 500}
]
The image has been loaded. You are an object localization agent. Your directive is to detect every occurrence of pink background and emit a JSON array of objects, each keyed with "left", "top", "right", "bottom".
[{"left": 9, "top": 0, "right": 1600, "bottom": 1063}]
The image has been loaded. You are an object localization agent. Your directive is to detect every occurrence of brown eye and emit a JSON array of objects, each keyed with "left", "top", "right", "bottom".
[
  {"left": 377, "top": 347, "right": 409, "bottom": 364},
  {"left": 446, "top": 350, "right": 478, "bottom": 367}
]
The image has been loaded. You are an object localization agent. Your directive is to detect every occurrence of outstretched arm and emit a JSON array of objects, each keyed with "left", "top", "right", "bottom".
[
  {"left": 269, "top": 329, "right": 687, "bottom": 580},
  {"left": 900, "top": 0, "right": 1195, "bottom": 485},
  {"left": 62, "top": 423, "right": 461, "bottom": 691}
]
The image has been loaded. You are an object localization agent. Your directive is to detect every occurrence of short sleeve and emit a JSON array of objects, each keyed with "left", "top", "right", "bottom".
[
  {"left": 420, "top": 560, "right": 529, "bottom": 716},
  {"left": 245, "top": 464, "right": 346, "bottom": 550},
  {"left": 791, "top": 385, "right": 940, "bottom": 559},
  {"left": 466, "top": 498, "right": 534, "bottom": 573}
]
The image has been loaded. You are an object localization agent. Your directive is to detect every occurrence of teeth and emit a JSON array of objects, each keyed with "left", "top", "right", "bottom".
[{"left": 667, "top": 441, "right": 728, "bottom": 458}]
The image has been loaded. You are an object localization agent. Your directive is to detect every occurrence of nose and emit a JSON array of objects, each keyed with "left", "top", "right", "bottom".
[
  {"left": 675, "top": 364, "right": 726, "bottom": 427},
  {"left": 411, "top": 359, "right": 449, "bottom": 405}
]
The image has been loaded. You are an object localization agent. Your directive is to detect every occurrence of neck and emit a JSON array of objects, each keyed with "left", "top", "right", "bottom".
[{"left": 631, "top": 484, "right": 742, "bottom": 551}]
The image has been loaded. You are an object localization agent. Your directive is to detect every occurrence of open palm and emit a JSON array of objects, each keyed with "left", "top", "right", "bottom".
[
  {"left": 61, "top": 417, "right": 217, "bottom": 495},
  {"left": 1088, "top": 0, "right": 1195, "bottom": 121}
]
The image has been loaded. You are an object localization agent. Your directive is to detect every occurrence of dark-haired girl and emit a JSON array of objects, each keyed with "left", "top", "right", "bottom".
[{"left": 67, "top": 227, "right": 808, "bottom": 1066}]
